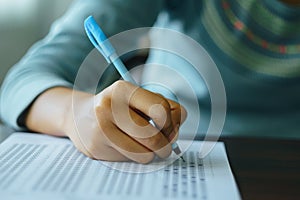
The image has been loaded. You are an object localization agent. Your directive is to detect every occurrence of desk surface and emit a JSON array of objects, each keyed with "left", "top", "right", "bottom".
[
  {"left": 0, "top": 126, "right": 299, "bottom": 200},
  {"left": 222, "top": 137, "right": 300, "bottom": 200}
]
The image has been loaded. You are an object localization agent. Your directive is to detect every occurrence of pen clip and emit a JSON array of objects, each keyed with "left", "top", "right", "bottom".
[{"left": 84, "top": 15, "right": 115, "bottom": 63}]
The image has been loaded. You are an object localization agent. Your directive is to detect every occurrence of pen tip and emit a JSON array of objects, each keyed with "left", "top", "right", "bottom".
[{"left": 180, "top": 156, "right": 185, "bottom": 162}]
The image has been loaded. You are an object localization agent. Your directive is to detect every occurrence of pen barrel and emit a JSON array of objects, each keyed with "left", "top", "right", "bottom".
[{"left": 110, "top": 53, "right": 138, "bottom": 85}]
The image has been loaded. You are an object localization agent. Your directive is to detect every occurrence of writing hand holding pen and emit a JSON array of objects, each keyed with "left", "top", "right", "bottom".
[
  {"left": 82, "top": 16, "right": 187, "bottom": 162},
  {"left": 25, "top": 16, "right": 186, "bottom": 164}
]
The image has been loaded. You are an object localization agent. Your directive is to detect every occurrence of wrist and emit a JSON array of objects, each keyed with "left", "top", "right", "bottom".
[
  {"left": 62, "top": 89, "right": 96, "bottom": 138},
  {"left": 25, "top": 87, "right": 95, "bottom": 137}
]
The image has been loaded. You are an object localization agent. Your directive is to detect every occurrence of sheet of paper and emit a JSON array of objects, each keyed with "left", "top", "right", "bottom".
[{"left": 0, "top": 132, "right": 240, "bottom": 200}]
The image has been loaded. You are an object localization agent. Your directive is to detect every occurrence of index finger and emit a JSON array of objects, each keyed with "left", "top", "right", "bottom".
[{"left": 112, "top": 81, "right": 173, "bottom": 135}]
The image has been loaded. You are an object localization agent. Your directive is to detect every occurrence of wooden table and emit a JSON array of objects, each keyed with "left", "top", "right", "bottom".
[{"left": 221, "top": 137, "right": 300, "bottom": 200}]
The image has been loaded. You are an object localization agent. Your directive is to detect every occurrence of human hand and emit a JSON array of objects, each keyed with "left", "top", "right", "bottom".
[{"left": 67, "top": 80, "right": 187, "bottom": 164}]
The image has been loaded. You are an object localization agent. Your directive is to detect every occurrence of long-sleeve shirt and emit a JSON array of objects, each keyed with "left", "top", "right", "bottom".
[{"left": 1, "top": 0, "right": 300, "bottom": 139}]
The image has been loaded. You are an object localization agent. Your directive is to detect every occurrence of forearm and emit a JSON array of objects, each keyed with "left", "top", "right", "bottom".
[{"left": 25, "top": 87, "right": 93, "bottom": 137}]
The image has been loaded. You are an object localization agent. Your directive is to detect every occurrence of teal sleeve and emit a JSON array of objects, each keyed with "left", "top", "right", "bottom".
[{"left": 0, "top": 0, "right": 163, "bottom": 130}]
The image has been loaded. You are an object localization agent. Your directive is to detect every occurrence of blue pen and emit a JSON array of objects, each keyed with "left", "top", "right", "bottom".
[{"left": 84, "top": 16, "right": 184, "bottom": 161}]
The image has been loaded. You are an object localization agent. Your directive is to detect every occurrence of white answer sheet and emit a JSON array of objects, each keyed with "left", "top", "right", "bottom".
[{"left": 0, "top": 132, "right": 240, "bottom": 200}]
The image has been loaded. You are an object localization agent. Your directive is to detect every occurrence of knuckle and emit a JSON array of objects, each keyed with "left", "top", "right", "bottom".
[
  {"left": 111, "top": 80, "right": 136, "bottom": 102},
  {"left": 111, "top": 80, "right": 127, "bottom": 92},
  {"left": 95, "top": 92, "right": 110, "bottom": 107},
  {"left": 159, "top": 98, "right": 171, "bottom": 112},
  {"left": 95, "top": 97, "right": 112, "bottom": 116}
]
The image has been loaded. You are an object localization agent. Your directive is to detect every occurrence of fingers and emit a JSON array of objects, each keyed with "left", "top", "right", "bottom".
[
  {"left": 104, "top": 125, "right": 155, "bottom": 164},
  {"left": 90, "top": 80, "right": 187, "bottom": 163},
  {"left": 68, "top": 117, "right": 131, "bottom": 162},
  {"left": 111, "top": 81, "right": 181, "bottom": 138},
  {"left": 125, "top": 108, "right": 172, "bottom": 158},
  {"left": 97, "top": 114, "right": 155, "bottom": 163},
  {"left": 97, "top": 106, "right": 172, "bottom": 162},
  {"left": 111, "top": 81, "right": 169, "bottom": 129}
]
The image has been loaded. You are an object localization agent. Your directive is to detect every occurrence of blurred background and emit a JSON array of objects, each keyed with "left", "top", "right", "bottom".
[{"left": 0, "top": 0, "right": 73, "bottom": 84}]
